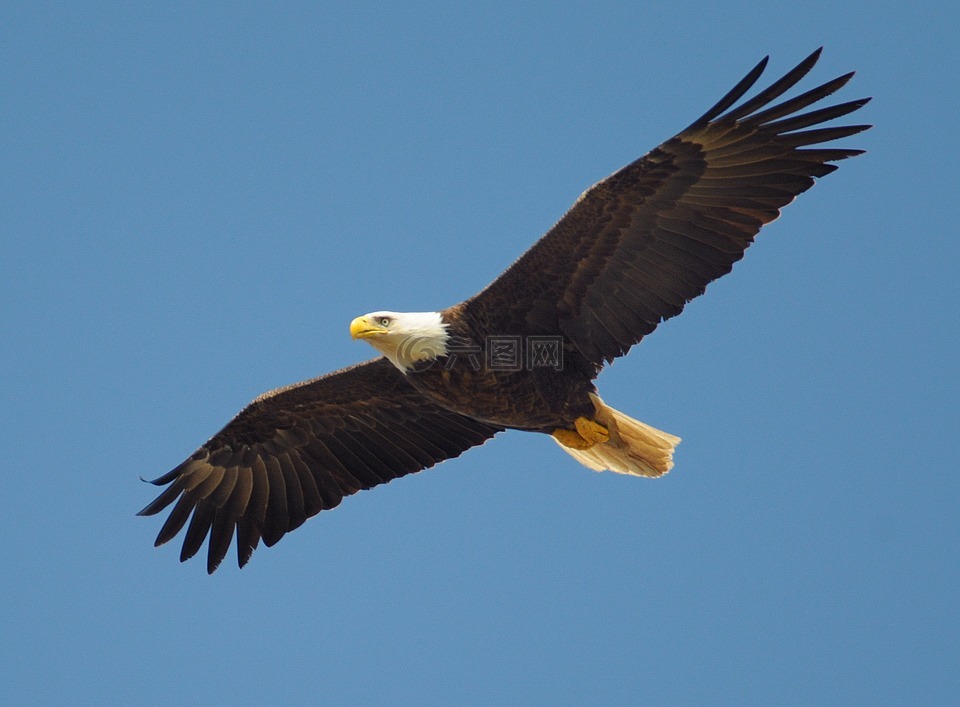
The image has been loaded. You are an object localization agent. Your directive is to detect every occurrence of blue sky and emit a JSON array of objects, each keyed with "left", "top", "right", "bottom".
[{"left": 2, "top": 2, "right": 958, "bottom": 704}]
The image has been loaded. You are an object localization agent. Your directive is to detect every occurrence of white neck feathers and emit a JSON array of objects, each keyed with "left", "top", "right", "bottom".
[{"left": 366, "top": 311, "right": 449, "bottom": 371}]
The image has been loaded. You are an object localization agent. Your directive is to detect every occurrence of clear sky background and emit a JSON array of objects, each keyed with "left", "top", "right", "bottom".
[{"left": 2, "top": 2, "right": 957, "bottom": 704}]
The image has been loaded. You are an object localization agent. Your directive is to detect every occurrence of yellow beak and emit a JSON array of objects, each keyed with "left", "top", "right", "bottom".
[{"left": 350, "top": 316, "right": 387, "bottom": 340}]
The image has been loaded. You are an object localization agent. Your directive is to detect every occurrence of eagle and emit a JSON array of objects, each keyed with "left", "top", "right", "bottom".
[{"left": 140, "top": 48, "right": 870, "bottom": 573}]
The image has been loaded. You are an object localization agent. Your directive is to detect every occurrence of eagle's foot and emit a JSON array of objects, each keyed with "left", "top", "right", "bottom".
[
  {"left": 574, "top": 417, "right": 610, "bottom": 445},
  {"left": 552, "top": 418, "right": 610, "bottom": 449},
  {"left": 552, "top": 427, "right": 594, "bottom": 450}
]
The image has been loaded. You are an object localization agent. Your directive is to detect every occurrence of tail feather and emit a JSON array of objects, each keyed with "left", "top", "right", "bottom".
[{"left": 554, "top": 393, "right": 680, "bottom": 477}]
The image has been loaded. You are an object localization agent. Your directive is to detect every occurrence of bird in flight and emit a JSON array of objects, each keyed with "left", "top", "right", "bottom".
[{"left": 140, "top": 48, "right": 870, "bottom": 573}]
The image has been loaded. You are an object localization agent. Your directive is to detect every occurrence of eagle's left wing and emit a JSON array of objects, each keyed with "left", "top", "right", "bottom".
[{"left": 463, "top": 49, "right": 870, "bottom": 372}]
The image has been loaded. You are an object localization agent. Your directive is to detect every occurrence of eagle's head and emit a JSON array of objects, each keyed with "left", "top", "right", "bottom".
[{"left": 350, "top": 311, "right": 449, "bottom": 371}]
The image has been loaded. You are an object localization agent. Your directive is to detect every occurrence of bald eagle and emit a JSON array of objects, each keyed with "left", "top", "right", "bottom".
[{"left": 140, "top": 49, "right": 870, "bottom": 572}]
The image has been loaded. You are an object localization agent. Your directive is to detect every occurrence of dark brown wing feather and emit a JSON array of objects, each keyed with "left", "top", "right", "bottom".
[
  {"left": 463, "top": 48, "right": 871, "bottom": 370},
  {"left": 139, "top": 357, "right": 502, "bottom": 573}
]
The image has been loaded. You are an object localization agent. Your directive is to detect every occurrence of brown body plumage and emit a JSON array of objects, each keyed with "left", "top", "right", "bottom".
[
  {"left": 400, "top": 304, "right": 598, "bottom": 431},
  {"left": 140, "top": 49, "right": 870, "bottom": 572}
]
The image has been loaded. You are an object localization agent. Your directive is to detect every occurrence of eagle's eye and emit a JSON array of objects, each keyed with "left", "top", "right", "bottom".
[{"left": 379, "top": 317, "right": 391, "bottom": 327}]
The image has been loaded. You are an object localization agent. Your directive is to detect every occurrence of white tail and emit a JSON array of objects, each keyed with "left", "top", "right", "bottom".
[{"left": 554, "top": 393, "right": 681, "bottom": 477}]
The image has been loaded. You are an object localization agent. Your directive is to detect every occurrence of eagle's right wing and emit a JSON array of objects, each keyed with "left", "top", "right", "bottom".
[{"left": 139, "top": 357, "right": 502, "bottom": 573}]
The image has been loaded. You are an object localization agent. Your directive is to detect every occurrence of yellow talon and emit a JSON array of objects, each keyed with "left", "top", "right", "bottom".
[
  {"left": 552, "top": 418, "right": 609, "bottom": 450},
  {"left": 574, "top": 417, "right": 610, "bottom": 445},
  {"left": 552, "top": 428, "right": 593, "bottom": 450}
]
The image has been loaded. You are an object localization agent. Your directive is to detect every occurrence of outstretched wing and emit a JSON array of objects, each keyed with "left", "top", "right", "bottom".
[
  {"left": 139, "top": 357, "right": 502, "bottom": 573},
  {"left": 463, "top": 48, "right": 870, "bottom": 371}
]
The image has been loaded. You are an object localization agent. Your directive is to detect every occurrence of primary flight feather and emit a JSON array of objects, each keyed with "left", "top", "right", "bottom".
[{"left": 140, "top": 48, "right": 870, "bottom": 573}]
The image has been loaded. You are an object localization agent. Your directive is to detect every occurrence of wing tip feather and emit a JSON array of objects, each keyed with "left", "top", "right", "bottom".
[{"left": 684, "top": 54, "right": 770, "bottom": 130}]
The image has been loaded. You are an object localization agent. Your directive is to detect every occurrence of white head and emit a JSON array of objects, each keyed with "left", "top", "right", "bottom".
[{"left": 349, "top": 311, "right": 449, "bottom": 371}]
